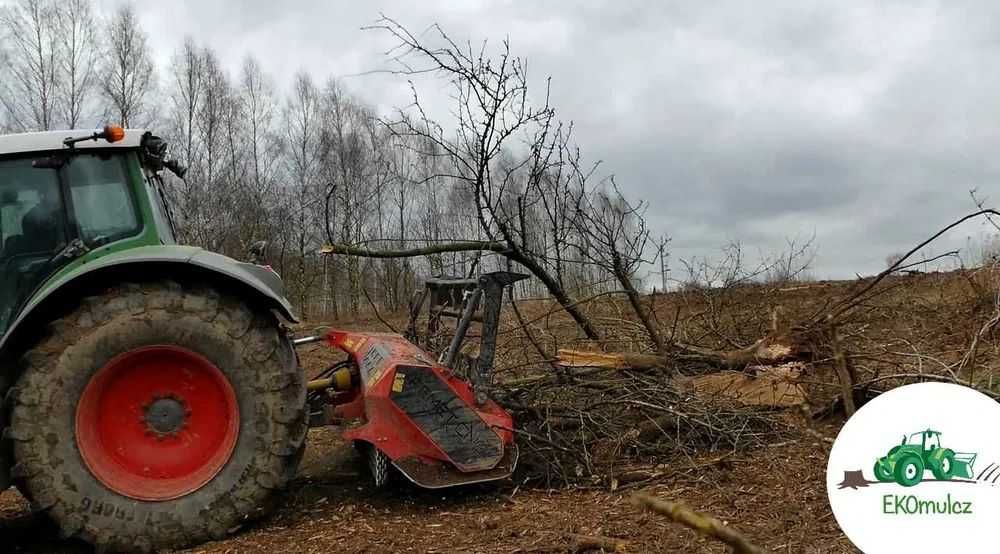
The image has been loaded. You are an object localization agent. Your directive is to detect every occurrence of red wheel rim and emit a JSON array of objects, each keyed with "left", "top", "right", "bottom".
[{"left": 75, "top": 345, "right": 240, "bottom": 501}]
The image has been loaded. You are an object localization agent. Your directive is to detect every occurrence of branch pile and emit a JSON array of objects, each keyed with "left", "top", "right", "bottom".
[{"left": 495, "top": 366, "right": 788, "bottom": 487}]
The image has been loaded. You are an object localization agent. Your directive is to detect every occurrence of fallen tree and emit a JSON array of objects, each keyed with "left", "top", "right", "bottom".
[
  {"left": 556, "top": 326, "right": 811, "bottom": 372},
  {"left": 556, "top": 210, "right": 1000, "bottom": 371}
]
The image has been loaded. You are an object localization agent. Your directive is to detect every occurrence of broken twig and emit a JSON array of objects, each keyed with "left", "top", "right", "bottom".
[
  {"left": 631, "top": 494, "right": 764, "bottom": 554},
  {"left": 565, "top": 532, "right": 628, "bottom": 553}
]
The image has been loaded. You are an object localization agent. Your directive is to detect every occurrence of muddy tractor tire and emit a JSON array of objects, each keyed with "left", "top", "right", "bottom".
[{"left": 6, "top": 281, "right": 306, "bottom": 552}]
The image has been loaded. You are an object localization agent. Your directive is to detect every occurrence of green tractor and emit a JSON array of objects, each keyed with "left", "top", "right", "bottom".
[
  {"left": 873, "top": 429, "right": 977, "bottom": 487},
  {"left": 0, "top": 126, "right": 306, "bottom": 551}
]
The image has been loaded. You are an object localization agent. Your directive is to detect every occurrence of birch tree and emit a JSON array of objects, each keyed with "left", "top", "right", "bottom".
[
  {"left": 283, "top": 71, "right": 322, "bottom": 314},
  {"left": 0, "top": 0, "right": 59, "bottom": 131},
  {"left": 100, "top": 4, "right": 155, "bottom": 127},
  {"left": 54, "top": 0, "right": 97, "bottom": 128}
]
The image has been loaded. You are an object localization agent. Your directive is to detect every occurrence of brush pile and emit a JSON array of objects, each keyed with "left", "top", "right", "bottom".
[{"left": 494, "top": 366, "right": 789, "bottom": 487}]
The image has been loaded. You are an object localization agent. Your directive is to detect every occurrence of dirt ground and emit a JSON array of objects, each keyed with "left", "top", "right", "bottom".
[{"left": 2, "top": 423, "right": 854, "bottom": 553}]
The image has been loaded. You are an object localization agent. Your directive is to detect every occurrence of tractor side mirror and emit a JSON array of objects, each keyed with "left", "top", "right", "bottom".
[{"left": 140, "top": 132, "right": 188, "bottom": 178}]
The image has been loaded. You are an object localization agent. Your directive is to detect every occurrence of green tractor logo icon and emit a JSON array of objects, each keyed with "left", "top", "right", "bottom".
[{"left": 874, "top": 429, "right": 977, "bottom": 487}]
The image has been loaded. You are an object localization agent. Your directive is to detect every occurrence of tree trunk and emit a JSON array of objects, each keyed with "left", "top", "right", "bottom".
[
  {"left": 612, "top": 257, "right": 665, "bottom": 353},
  {"left": 505, "top": 251, "right": 601, "bottom": 341}
]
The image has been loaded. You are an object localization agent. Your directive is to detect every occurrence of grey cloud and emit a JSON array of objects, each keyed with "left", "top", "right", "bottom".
[{"left": 92, "top": 0, "right": 1000, "bottom": 279}]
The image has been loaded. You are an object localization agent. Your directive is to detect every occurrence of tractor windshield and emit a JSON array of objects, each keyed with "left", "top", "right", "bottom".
[
  {"left": 0, "top": 152, "right": 140, "bottom": 335},
  {"left": 906, "top": 431, "right": 940, "bottom": 450}
]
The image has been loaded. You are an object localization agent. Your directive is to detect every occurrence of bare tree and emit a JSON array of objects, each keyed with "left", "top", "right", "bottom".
[
  {"left": 655, "top": 235, "right": 670, "bottom": 293},
  {"left": 169, "top": 37, "right": 204, "bottom": 169},
  {"left": 100, "top": 4, "right": 155, "bottom": 127},
  {"left": 318, "top": 79, "right": 375, "bottom": 318},
  {"left": 382, "top": 130, "right": 419, "bottom": 310},
  {"left": 210, "top": 69, "right": 253, "bottom": 258},
  {"left": 54, "top": 0, "right": 96, "bottom": 128},
  {"left": 198, "top": 49, "right": 227, "bottom": 185},
  {"left": 161, "top": 38, "right": 208, "bottom": 250},
  {"left": 573, "top": 182, "right": 663, "bottom": 351},
  {"left": 283, "top": 71, "right": 322, "bottom": 315},
  {"left": 761, "top": 234, "right": 816, "bottom": 284},
  {"left": 320, "top": 17, "right": 602, "bottom": 339},
  {"left": 0, "top": 0, "right": 59, "bottom": 131},
  {"left": 236, "top": 56, "right": 283, "bottom": 248},
  {"left": 192, "top": 47, "right": 233, "bottom": 250}
]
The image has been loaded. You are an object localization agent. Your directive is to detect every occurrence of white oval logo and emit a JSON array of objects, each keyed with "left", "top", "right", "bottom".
[{"left": 827, "top": 382, "right": 1000, "bottom": 552}]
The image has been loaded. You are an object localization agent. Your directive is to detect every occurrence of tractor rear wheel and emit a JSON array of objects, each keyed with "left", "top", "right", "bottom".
[
  {"left": 931, "top": 450, "right": 956, "bottom": 480},
  {"left": 894, "top": 455, "right": 925, "bottom": 487},
  {"left": 6, "top": 281, "right": 306, "bottom": 552}
]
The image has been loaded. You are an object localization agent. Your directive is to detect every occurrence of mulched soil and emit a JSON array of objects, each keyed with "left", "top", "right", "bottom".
[{"left": 3, "top": 423, "right": 855, "bottom": 553}]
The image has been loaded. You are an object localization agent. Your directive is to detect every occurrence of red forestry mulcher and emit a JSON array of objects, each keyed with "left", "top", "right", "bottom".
[
  {"left": 306, "top": 327, "right": 517, "bottom": 489},
  {"left": 296, "top": 271, "right": 525, "bottom": 491}
]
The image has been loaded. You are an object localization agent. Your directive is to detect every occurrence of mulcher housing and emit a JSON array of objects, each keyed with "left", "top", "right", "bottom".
[{"left": 325, "top": 329, "right": 517, "bottom": 488}]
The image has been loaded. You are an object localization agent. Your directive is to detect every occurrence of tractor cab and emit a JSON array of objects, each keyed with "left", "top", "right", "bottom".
[
  {"left": 903, "top": 429, "right": 941, "bottom": 451},
  {"left": 0, "top": 126, "right": 179, "bottom": 335}
]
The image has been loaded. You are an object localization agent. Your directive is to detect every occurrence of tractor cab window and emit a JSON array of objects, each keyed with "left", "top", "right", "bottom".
[
  {"left": 65, "top": 155, "right": 140, "bottom": 246},
  {"left": 0, "top": 158, "right": 68, "bottom": 333},
  {"left": 145, "top": 175, "right": 176, "bottom": 244},
  {"left": 925, "top": 433, "right": 940, "bottom": 450},
  {"left": 0, "top": 152, "right": 141, "bottom": 337},
  {"left": 0, "top": 161, "right": 66, "bottom": 255}
]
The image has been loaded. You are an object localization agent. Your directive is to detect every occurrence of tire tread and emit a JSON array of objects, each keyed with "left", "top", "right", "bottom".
[{"left": 4, "top": 280, "right": 305, "bottom": 552}]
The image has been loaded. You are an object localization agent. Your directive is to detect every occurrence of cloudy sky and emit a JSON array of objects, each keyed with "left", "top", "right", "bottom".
[{"left": 96, "top": 0, "right": 1000, "bottom": 280}]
